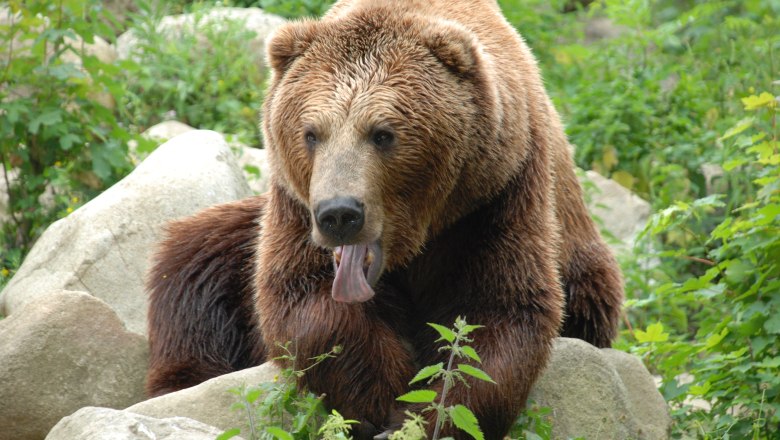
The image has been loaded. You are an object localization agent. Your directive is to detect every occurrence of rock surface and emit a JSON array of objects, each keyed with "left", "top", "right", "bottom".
[
  {"left": 140, "top": 121, "right": 271, "bottom": 194},
  {"left": 116, "top": 7, "right": 285, "bottom": 71},
  {"left": 582, "top": 170, "right": 651, "bottom": 250},
  {"left": 530, "top": 338, "right": 670, "bottom": 439},
  {"left": 141, "top": 120, "right": 196, "bottom": 144},
  {"left": 127, "top": 362, "right": 279, "bottom": 433},
  {"left": 0, "top": 290, "right": 148, "bottom": 440},
  {"left": 0, "top": 130, "right": 252, "bottom": 334},
  {"left": 46, "top": 407, "right": 236, "bottom": 440}
]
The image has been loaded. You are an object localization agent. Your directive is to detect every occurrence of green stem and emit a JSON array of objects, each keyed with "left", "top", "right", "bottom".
[{"left": 432, "top": 340, "right": 458, "bottom": 440}]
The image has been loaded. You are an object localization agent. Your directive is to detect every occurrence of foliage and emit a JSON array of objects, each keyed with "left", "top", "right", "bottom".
[
  {"left": 508, "top": 403, "right": 556, "bottom": 440},
  {"left": 119, "top": 0, "right": 266, "bottom": 148},
  {"left": 500, "top": 0, "right": 780, "bottom": 207},
  {"left": 627, "top": 90, "right": 779, "bottom": 439},
  {"left": 221, "top": 343, "right": 353, "bottom": 440},
  {"left": 0, "top": 0, "right": 135, "bottom": 283},
  {"left": 256, "top": 0, "right": 335, "bottom": 19}
]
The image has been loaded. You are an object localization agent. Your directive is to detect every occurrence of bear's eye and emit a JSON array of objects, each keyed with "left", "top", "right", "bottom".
[
  {"left": 304, "top": 130, "right": 318, "bottom": 150},
  {"left": 371, "top": 129, "right": 395, "bottom": 150}
]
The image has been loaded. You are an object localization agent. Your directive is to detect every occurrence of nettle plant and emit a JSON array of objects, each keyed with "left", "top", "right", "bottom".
[{"left": 394, "top": 318, "right": 495, "bottom": 440}]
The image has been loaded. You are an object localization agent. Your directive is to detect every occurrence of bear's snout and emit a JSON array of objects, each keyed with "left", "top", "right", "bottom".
[{"left": 314, "top": 196, "right": 365, "bottom": 243}]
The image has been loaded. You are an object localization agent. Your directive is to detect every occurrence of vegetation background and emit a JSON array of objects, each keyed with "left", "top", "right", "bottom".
[{"left": 1, "top": 0, "right": 778, "bottom": 438}]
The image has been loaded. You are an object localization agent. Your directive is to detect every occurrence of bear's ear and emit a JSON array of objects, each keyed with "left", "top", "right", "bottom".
[
  {"left": 267, "top": 20, "right": 320, "bottom": 73},
  {"left": 419, "top": 20, "right": 480, "bottom": 77}
]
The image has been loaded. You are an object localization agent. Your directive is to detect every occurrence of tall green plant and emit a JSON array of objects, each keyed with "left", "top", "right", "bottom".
[{"left": 0, "top": 0, "right": 134, "bottom": 271}]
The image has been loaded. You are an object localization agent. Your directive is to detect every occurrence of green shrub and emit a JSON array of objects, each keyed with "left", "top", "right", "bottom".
[
  {"left": 119, "top": 1, "right": 266, "bottom": 148},
  {"left": 256, "top": 0, "right": 335, "bottom": 19},
  {"left": 628, "top": 90, "right": 779, "bottom": 438},
  {"left": 0, "top": 0, "right": 135, "bottom": 277}
]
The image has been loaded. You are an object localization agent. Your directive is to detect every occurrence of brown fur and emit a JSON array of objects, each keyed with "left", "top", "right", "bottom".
[{"left": 145, "top": 1, "right": 623, "bottom": 438}]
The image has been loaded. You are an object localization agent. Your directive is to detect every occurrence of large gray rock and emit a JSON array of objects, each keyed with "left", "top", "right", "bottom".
[
  {"left": 46, "top": 407, "right": 237, "bottom": 440},
  {"left": 116, "top": 7, "right": 285, "bottom": 71},
  {"left": 0, "top": 290, "right": 148, "bottom": 440},
  {"left": 530, "top": 338, "right": 670, "bottom": 440},
  {"left": 0, "top": 130, "right": 252, "bottom": 334},
  {"left": 139, "top": 122, "right": 271, "bottom": 194},
  {"left": 142, "top": 120, "right": 196, "bottom": 144},
  {"left": 582, "top": 170, "right": 651, "bottom": 251},
  {"left": 127, "top": 362, "right": 279, "bottom": 433}
]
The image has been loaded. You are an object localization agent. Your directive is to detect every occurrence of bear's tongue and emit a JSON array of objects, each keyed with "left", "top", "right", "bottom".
[{"left": 332, "top": 244, "right": 375, "bottom": 303}]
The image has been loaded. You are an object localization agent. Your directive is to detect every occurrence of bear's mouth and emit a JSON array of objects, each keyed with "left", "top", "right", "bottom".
[{"left": 331, "top": 241, "right": 383, "bottom": 303}]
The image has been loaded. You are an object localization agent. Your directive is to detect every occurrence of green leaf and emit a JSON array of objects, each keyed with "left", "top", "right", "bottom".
[
  {"left": 459, "top": 324, "right": 484, "bottom": 335},
  {"left": 635, "top": 322, "right": 669, "bottom": 343},
  {"left": 450, "top": 404, "right": 484, "bottom": 440},
  {"left": 409, "top": 363, "right": 443, "bottom": 384},
  {"left": 28, "top": 110, "right": 63, "bottom": 134},
  {"left": 457, "top": 364, "right": 496, "bottom": 384},
  {"left": 245, "top": 388, "right": 262, "bottom": 403},
  {"left": 461, "top": 346, "right": 482, "bottom": 363},
  {"left": 719, "top": 117, "right": 754, "bottom": 141},
  {"left": 59, "top": 133, "right": 80, "bottom": 150},
  {"left": 264, "top": 426, "right": 294, "bottom": 440},
  {"left": 704, "top": 327, "right": 729, "bottom": 350},
  {"left": 689, "top": 381, "right": 711, "bottom": 396},
  {"left": 428, "top": 323, "right": 456, "bottom": 343},
  {"left": 216, "top": 428, "right": 242, "bottom": 440},
  {"left": 764, "top": 313, "right": 780, "bottom": 335},
  {"left": 396, "top": 390, "right": 437, "bottom": 403},
  {"left": 742, "top": 92, "right": 777, "bottom": 110}
]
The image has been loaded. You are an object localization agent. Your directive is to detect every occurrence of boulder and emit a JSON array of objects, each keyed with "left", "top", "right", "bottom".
[
  {"left": 142, "top": 120, "right": 196, "bottom": 144},
  {"left": 46, "top": 407, "right": 237, "bottom": 440},
  {"left": 138, "top": 122, "right": 271, "bottom": 194},
  {"left": 127, "top": 362, "right": 279, "bottom": 433},
  {"left": 530, "top": 338, "right": 670, "bottom": 439},
  {"left": 582, "top": 170, "right": 651, "bottom": 251},
  {"left": 583, "top": 17, "right": 628, "bottom": 42},
  {"left": 116, "top": 7, "right": 285, "bottom": 71},
  {"left": 0, "top": 130, "right": 252, "bottom": 334},
  {"left": 0, "top": 290, "right": 148, "bottom": 440}
]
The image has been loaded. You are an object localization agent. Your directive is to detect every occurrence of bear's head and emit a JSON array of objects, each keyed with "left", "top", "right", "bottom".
[{"left": 263, "top": 7, "right": 519, "bottom": 302}]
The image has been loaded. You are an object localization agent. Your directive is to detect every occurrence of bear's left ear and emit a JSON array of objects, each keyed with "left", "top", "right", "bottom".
[
  {"left": 267, "top": 19, "right": 320, "bottom": 73},
  {"left": 418, "top": 19, "right": 480, "bottom": 77}
]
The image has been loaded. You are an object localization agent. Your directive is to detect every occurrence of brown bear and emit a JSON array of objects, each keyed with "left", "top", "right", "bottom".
[{"left": 145, "top": 0, "right": 624, "bottom": 438}]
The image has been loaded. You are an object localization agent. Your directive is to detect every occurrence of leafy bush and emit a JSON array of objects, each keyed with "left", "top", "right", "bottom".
[
  {"left": 256, "top": 0, "right": 335, "bottom": 19},
  {"left": 505, "top": 0, "right": 780, "bottom": 207},
  {"left": 0, "top": 0, "right": 135, "bottom": 280},
  {"left": 628, "top": 90, "right": 779, "bottom": 439},
  {"left": 119, "top": 1, "right": 266, "bottom": 148}
]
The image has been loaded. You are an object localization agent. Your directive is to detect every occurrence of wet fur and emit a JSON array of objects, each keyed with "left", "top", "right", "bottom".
[{"left": 146, "top": 1, "right": 624, "bottom": 438}]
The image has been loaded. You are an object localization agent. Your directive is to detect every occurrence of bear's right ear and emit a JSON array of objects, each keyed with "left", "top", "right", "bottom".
[
  {"left": 267, "top": 20, "right": 320, "bottom": 73},
  {"left": 418, "top": 19, "right": 480, "bottom": 77}
]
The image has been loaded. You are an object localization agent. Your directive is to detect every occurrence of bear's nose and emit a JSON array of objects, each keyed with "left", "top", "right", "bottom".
[{"left": 315, "top": 197, "right": 365, "bottom": 243}]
